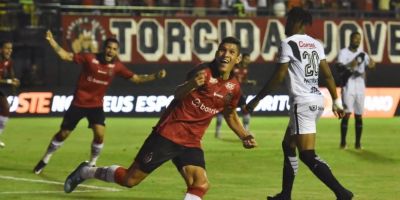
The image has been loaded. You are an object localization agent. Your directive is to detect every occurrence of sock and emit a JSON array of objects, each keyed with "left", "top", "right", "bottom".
[
  {"left": 185, "top": 186, "right": 206, "bottom": 200},
  {"left": 242, "top": 113, "right": 250, "bottom": 130},
  {"left": 215, "top": 113, "right": 223, "bottom": 137},
  {"left": 281, "top": 141, "right": 297, "bottom": 198},
  {"left": 42, "top": 139, "right": 64, "bottom": 163},
  {"left": 93, "top": 165, "right": 121, "bottom": 183},
  {"left": 355, "top": 115, "right": 363, "bottom": 146},
  {"left": 340, "top": 117, "right": 349, "bottom": 145},
  {"left": 90, "top": 142, "right": 104, "bottom": 166},
  {"left": 300, "top": 150, "right": 346, "bottom": 198},
  {"left": 184, "top": 193, "right": 202, "bottom": 200},
  {"left": 0, "top": 115, "right": 9, "bottom": 135}
]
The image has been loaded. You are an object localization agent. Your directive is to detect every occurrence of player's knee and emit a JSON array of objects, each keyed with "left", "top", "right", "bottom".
[
  {"left": 282, "top": 141, "right": 295, "bottom": 155},
  {"left": 355, "top": 115, "right": 362, "bottom": 123},
  {"left": 55, "top": 130, "right": 71, "bottom": 141},
  {"left": 299, "top": 150, "right": 316, "bottom": 169}
]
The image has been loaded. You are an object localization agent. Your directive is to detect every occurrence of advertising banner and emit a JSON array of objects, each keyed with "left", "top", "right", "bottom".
[
  {"left": 7, "top": 88, "right": 400, "bottom": 118},
  {"left": 61, "top": 14, "right": 400, "bottom": 64}
]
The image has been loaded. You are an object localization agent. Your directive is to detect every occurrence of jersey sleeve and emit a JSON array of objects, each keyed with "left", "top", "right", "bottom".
[
  {"left": 73, "top": 53, "right": 88, "bottom": 65},
  {"left": 316, "top": 40, "right": 326, "bottom": 60},
  {"left": 116, "top": 62, "right": 134, "bottom": 79},
  {"left": 337, "top": 49, "right": 349, "bottom": 65},
  {"left": 227, "top": 83, "right": 241, "bottom": 109},
  {"left": 277, "top": 41, "right": 291, "bottom": 63}
]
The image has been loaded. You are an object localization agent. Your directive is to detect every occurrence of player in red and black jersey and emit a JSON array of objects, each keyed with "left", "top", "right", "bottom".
[
  {"left": 63, "top": 37, "right": 257, "bottom": 200},
  {"left": 0, "top": 41, "right": 20, "bottom": 148},
  {"left": 33, "top": 31, "right": 166, "bottom": 174},
  {"left": 215, "top": 53, "right": 257, "bottom": 138}
]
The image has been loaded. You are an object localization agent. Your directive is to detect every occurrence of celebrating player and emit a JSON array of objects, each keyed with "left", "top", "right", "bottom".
[
  {"left": 246, "top": 7, "right": 353, "bottom": 200},
  {"left": 0, "top": 41, "right": 20, "bottom": 148},
  {"left": 336, "top": 31, "right": 376, "bottom": 149},
  {"left": 33, "top": 30, "right": 166, "bottom": 174},
  {"left": 215, "top": 53, "right": 256, "bottom": 138},
  {"left": 63, "top": 36, "right": 257, "bottom": 200}
]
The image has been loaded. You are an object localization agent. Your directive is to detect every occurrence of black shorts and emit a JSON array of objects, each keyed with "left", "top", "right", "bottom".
[
  {"left": 60, "top": 105, "right": 106, "bottom": 131},
  {"left": 135, "top": 132, "right": 206, "bottom": 173}
]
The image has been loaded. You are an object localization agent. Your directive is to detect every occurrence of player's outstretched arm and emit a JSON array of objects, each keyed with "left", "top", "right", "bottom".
[
  {"left": 46, "top": 30, "right": 73, "bottom": 61},
  {"left": 223, "top": 107, "right": 257, "bottom": 149},
  {"left": 245, "top": 63, "right": 288, "bottom": 113},
  {"left": 130, "top": 69, "right": 166, "bottom": 84},
  {"left": 174, "top": 69, "right": 205, "bottom": 100},
  {"left": 320, "top": 59, "right": 344, "bottom": 119}
]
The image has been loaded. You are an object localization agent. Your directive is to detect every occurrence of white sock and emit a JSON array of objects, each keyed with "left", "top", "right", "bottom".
[
  {"left": 0, "top": 116, "right": 9, "bottom": 135},
  {"left": 81, "top": 165, "right": 98, "bottom": 179},
  {"left": 184, "top": 193, "right": 202, "bottom": 200},
  {"left": 43, "top": 139, "right": 64, "bottom": 163},
  {"left": 90, "top": 142, "right": 104, "bottom": 166}
]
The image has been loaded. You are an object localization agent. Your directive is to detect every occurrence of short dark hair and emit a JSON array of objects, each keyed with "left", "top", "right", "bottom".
[
  {"left": 219, "top": 36, "right": 241, "bottom": 54},
  {"left": 103, "top": 37, "right": 119, "bottom": 49},
  {"left": 285, "top": 7, "right": 312, "bottom": 35},
  {"left": 350, "top": 32, "right": 361, "bottom": 39}
]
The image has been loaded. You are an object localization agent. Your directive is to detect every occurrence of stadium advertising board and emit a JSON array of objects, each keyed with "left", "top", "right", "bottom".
[
  {"left": 7, "top": 88, "right": 400, "bottom": 118},
  {"left": 61, "top": 15, "right": 400, "bottom": 64}
]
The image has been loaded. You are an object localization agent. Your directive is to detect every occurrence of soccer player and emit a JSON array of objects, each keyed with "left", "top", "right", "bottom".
[
  {"left": 0, "top": 41, "right": 20, "bottom": 148},
  {"left": 336, "top": 31, "right": 376, "bottom": 150},
  {"left": 63, "top": 37, "right": 257, "bottom": 200},
  {"left": 33, "top": 30, "right": 166, "bottom": 174},
  {"left": 215, "top": 53, "right": 256, "bottom": 138},
  {"left": 246, "top": 7, "right": 353, "bottom": 200}
]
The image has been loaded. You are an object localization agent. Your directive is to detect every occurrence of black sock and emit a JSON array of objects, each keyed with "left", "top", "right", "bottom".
[
  {"left": 340, "top": 117, "right": 349, "bottom": 145},
  {"left": 355, "top": 115, "right": 363, "bottom": 146},
  {"left": 300, "top": 150, "right": 347, "bottom": 198},
  {"left": 281, "top": 142, "right": 297, "bottom": 198}
]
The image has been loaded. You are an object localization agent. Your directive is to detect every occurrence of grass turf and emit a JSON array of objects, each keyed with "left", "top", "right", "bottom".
[{"left": 0, "top": 117, "right": 399, "bottom": 200}]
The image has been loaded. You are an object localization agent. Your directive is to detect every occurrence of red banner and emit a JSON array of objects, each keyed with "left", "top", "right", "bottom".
[{"left": 61, "top": 15, "right": 400, "bottom": 65}]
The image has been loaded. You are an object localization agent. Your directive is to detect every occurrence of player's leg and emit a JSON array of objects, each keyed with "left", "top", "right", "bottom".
[
  {"left": 354, "top": 93, "right": 365, "bottom": 149},
  {"left": 0, "top": 93, "right": 10, "bottom": 148},
  {"left": 295, "top": 100, "right": 353, "bottom": 199},
  {"left": 340, "top": 93, "right": 354, "bottom": 149},
  {"left": 215, "top": 113, "right": 223, "bottom": 138},
  {"left": 173, "top": 148, "right": 208, "bottom": 200},
  {"left": 340, "top": 113, "right": 351, "bottom": 149},
  {"left": 65, "top": 132, "right": 180, "bottom": 193},
  {"left": 34, "top": 105, "right": 84, "bottom": 174},
  {"left": 87, "top": 107, "right": 106, "bottom": 166}
]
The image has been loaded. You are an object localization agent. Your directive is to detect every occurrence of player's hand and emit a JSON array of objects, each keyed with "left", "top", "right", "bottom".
[
  {"left": 332, "top": 99, "right": 344, "bottom": 119},
  {"left": 190, "top": 70, "right": 206, "bottom": 88},
  {"left": 156, "top": 69, "right": 167, "bottom": 79},
  {"left": 241, "top": 134, "right": 257, "bottom": 149},
  {"left": 46, "top": 30, "right": 54, "bottom": 42}
]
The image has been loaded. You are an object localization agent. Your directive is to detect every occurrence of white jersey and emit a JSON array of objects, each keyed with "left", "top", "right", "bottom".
[
  {"left": 337, "top": 48, "right": 370, "bottom": 95},
  {"left": 278, "top": 34, "right": 326, "bottom": 103}
]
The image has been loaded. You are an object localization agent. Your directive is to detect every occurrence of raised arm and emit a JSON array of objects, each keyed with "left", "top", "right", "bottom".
[
  {"left": 46, "top": 30, "right": 73, "bottom": 61},
  {"left": 129, "top": 69, "right": 166, "bottom": 84},
  {"left": 245, "top": 63, "right": 289, "bottom": 112},
  {"left": 319, "top": 59, "right": 344, "bottom": 118},
  {"left": 174, "top": 69, "right": 206, "bottom": 100},
  {"left": 223, "top": 107, "right": 257, "bottom": 149}
]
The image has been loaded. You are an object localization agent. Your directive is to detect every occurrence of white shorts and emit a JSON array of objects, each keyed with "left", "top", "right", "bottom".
[
  {"left": 342, "top": 93, "right": 365, "bottom": 115},
  {"left": 288, "top": 99, "right": 324, "bottom": 135}
]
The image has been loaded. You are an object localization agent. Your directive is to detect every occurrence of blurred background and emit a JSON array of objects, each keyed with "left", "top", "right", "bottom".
[{"left": 1, "top": 0, "right": 399, "bottom": 117}]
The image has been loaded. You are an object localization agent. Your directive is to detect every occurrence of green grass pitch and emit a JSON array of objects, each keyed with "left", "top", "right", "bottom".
[{"left": 0, "top": 117, "right": 399, "bottom": 200}]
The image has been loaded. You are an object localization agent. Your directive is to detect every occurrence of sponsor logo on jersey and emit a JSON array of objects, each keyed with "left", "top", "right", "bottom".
[
  {"left": 92, "top": 59, "right": 99, "bottom": 64},
  {"left": 97, "top": 70, "right": 107, "bottom": 74},
  {"left": 299, "top": 41, "right": 316, "bottom": 48},
  {"left": 309, "top": 105, "right": 324, "bottom": 111},
  {"left": 87, "top": 76, "right": 108, "bottom": 85},
  {"left": 107, "top": 64, "right": 115, "bottom": 68},
  {"left": 209, "top": 77, "right": 218, "bottom": 84},
  {"left": 191, "top": 98, "right": 219, "bottom": 114},
  {"left": 225, "top": 82, "right": 235, "bottom": 90}
]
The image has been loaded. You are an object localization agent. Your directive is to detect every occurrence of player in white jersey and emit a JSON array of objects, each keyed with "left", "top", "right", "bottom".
[
  {"left": 336, "top": 32, "right": 375, "bottom": 149},
  {"left": 246, "top": 7, "right": 353, "bottom": 200}
]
